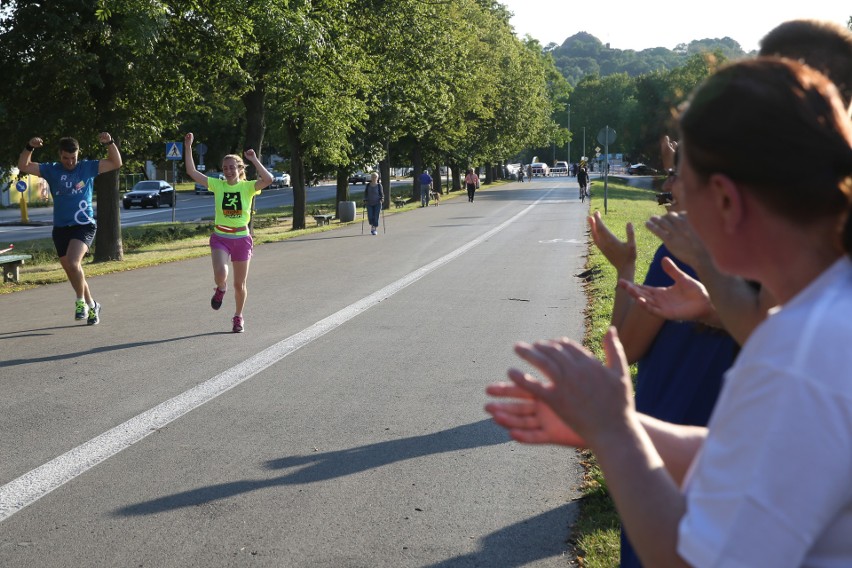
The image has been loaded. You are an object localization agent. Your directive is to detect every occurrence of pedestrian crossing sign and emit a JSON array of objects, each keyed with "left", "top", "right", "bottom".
[{"left": 166, "top": 141, "right": 183, "bottom": 160}]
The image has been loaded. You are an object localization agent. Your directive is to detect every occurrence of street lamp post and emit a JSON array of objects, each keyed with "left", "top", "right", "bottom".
[{"left": 583, "top": 127, "right": 586, "bottom": 161}]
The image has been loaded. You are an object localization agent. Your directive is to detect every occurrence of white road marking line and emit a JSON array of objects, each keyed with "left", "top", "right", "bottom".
[{"left": 0, "top": 192, "right": 550, "bottom": 523}]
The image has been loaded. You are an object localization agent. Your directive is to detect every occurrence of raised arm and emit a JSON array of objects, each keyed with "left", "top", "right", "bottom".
[
  {"left": 588, "top": 211, "right": 664, "bottom": 363},
  {"left": 244, "top": 149, "right": 273, "bottom": 191},
  {"left": 183, "top": 133, "right": 208, "bottom": 186},
  {"left": 97, "top": 132, "right": 123, "bottom": 173},
  {"left": 645, "top": 211, "right": 772, "bottom": 344},
  {"left": 17, "top": 136, "right": 43, "bottom": 176}
]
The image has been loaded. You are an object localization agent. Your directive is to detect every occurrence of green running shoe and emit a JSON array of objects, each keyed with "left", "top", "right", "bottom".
[
  {"left": 87, "top": 301, "right": 101, "bottom": 326},
  {"left": 75, "top": 299, "right": 87, "bottom": 320}
]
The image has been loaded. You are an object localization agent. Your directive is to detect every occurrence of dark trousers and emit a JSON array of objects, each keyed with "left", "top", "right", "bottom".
[{"left": 466, "top": 184, "right": 476, "bottom": 201}]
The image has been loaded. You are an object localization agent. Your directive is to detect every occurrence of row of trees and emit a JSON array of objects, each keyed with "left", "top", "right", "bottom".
[
  {"left": 0, "top": 0, "right": 568, "bottom": 260},
  {"left": 6, "top": 0, "right": 799, "bottom": 263}
]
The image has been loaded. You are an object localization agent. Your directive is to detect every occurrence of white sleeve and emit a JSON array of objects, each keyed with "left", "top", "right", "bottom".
[{"left": 678, "top": 362, "right": 852, "bottom": 567}]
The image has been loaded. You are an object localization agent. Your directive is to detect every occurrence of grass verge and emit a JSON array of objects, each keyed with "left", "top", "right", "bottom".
[{"left": 0, "top": 184, "right": 450, "bottom": 294}]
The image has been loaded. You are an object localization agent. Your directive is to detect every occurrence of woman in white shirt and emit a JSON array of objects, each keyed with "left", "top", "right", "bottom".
[{"left": 485, "top": 57, "right": 852, "bottom": 567}]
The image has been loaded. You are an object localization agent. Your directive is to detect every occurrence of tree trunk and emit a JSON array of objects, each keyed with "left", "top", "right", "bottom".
[
  {"left": 242, "top": 83, "right": 266, "bottom": 180},
  {"left": 451, "top": 163, "right": 462, "bottom": 191},
  {"left": 379, "top": 142, "right": 390, "bottom": 209},
  {"left": 335, "top": 168, "right": 350, "bottom": 218},
  {"left": 483, "top": 161, "right": 493, "bottom": 185},
  {"left": 286, "top": 118, "right": 306, "bottom": 230},
  {"left": 433, "top": 162, "right": 442, "bottom": 194},
  {"left": 93, "top": 167, "right": 123, "bottom": 261},
  {"left": 411, "top": 143, "right": 423, "bottom": 201}
]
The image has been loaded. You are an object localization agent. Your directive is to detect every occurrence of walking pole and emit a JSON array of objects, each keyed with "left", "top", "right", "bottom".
[{"left": 361, "top": 201, "right": 365, "bottom": 234}]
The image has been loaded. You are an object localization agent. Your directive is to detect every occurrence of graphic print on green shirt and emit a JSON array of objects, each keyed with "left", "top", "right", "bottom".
[
  {"left": 208, "top": 177, "right": 260, "bottom": 235},
  {"left": 222, "top": 191, "right": 243, "bottom": 218}
]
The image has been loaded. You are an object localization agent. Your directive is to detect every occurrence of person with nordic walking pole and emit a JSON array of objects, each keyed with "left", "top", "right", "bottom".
[{"left": 363, "top": 172, "right": 383, "bottom": 235}]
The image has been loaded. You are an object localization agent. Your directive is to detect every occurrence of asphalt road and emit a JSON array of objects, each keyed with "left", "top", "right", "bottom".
[{"left": 1, "top": 178, "right": 590, "bottom": 567}]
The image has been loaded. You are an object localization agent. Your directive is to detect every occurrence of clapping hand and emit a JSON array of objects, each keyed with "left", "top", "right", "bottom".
[
  {"left": 486, "top": 328, "right": 634, "bottom": 450},
  {"left": 619, "top": 257, "right": 715, "bottom": 323},
  {"left": 588, "top": 211, "right": 636, "bottom": 277}
]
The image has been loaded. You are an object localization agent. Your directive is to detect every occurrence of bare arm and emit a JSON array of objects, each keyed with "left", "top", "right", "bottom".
[
  {"left": 693, "top": 267, "right": 772, "bottom": 345},
  {"left": 97, "top": 132, "right": 123, "bottom": 173},
  {"left": 17, "top": 136, "right": 43, "bottom": 176},
  {"left": 244, "top": 149, "right": 273, "bottom": 191},
  {"left": 588, "top": 211, "right": 663, "bottom": 363},
  {"left": 646, "top": 211, "right": 771, "bottom": 344},
  {"left": 485, "top": 329, "right": 704, "bottom": 567},
  {"left": 183, "top": 133, "right": 208, "bottom": 186}
]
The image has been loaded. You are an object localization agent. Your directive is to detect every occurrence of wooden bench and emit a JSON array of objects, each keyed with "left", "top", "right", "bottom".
[
  {"left": 1, "top": 254, "right": 32, "bottom": 283},
  {"left": 312, "top": 214, "right": 334, "bottom": 226},
  {"left": 393, "top": 198, "right": 407, "bottom": 209}
]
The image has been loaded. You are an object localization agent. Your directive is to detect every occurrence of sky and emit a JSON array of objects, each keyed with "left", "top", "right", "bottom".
[{"left": 500, "top": 0, "right": 852, "bottom": 52}]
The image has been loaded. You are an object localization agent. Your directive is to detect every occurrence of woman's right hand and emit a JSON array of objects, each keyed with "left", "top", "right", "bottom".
[
  {"left": 619, "top": 257, "right": 716, "bottom": 323},
  {"left": 184, "top": 132, "right": 194, "bottom": 146}
]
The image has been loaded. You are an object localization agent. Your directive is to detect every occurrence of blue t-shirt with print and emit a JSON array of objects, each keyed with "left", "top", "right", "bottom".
[{"left": 40, "top": 160, "right": 100, "bottom": 227}]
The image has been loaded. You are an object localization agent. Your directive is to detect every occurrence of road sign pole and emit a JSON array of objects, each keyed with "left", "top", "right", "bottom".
[
  {"left": 166, "top": 141, "right": 184, "bottom": 223},
  {"left": 172, "top": 162, "right": 177, "bottom": 222}
]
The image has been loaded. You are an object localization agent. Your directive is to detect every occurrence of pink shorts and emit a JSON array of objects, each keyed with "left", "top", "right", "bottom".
[{"left": 210, "top": 232, "right": 253, "bottom": 262}]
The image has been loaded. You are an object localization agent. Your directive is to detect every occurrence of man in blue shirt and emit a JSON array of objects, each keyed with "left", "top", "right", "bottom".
[
  {"left": 17, "top": 133, "right": 122, "bottom": 325},
  {"left": 419, "top": 170, "right": 432, "bottom": 207}
]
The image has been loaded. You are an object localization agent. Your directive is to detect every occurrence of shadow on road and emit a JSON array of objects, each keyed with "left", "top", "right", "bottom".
[
  {"left": 0, "top": 331, "right": 227, "bottom": 368},
  {"left": 114, "top": 419, "right": 508, "bottom": 517}
]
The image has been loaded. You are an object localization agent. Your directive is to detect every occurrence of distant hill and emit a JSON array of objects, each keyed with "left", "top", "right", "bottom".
[{"left": 548, "top": 31, "right": 751, "bottom": 86}]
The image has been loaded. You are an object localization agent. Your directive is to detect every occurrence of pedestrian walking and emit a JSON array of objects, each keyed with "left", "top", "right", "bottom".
[
  {"left": 465, "top": 168, "right": 480, "bottom": 202},
  {"left": 17, "top": 133, "right": 123, "bottom": 325},
  {"left": 363, "top": 172, "right": 383, "bottom": 235},
  {"left": 419, "top": 170, "right": 433, "bottom": 207}
]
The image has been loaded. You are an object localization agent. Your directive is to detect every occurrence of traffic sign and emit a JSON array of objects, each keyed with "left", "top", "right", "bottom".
[
  {"left": 597, "top": 127, "right": 616, "bottom": 145},
  {"left": 196, "top": 143, "right": 208, "bottom": 156},
  {"left": 166, "top": 141, "right": 183, "bottom": 160},
  {"left": 15, "top": 181, "right": 26, "bottom": 193}
]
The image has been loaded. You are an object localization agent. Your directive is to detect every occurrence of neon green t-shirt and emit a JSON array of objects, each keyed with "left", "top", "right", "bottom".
[{"left": 208, "top": 177, "right": 260, "bottom": 236}]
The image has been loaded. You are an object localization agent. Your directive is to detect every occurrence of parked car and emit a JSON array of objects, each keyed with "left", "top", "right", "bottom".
[
  {"left": 348, "top": 171, "right": 368, "bottom": 184},
  {"left": 627, "top": 163, "right": 658, "bottom": 175},
  {"left": 551, "top": 161, "right": 569, "bottom": 175},
  {"left": 194, "top": 172, "right": 223, "bottom": 194},
  {"left": 530, "top": 162, "right": 550, "bottom": 177},
  {"left": 269, "top": 171, "right": 291, "bottom": 189},
  {"left": 123, "top": 180, "right": 175, "bottom": 209}
]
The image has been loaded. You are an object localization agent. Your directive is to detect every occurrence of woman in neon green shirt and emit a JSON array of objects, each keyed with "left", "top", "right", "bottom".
[{"left": 184, "top": 132, "right": 273, "bottom": 333}]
